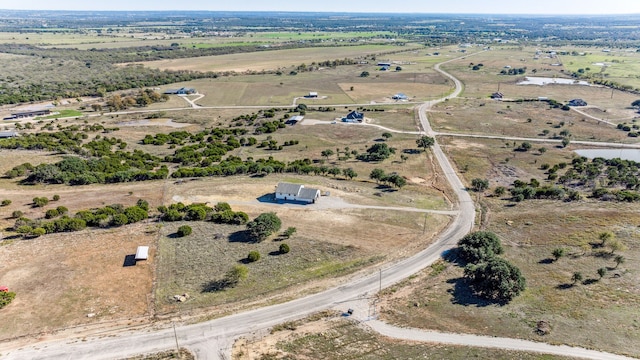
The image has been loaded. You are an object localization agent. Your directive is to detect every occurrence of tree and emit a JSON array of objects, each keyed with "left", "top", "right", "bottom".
[
  {"left": 561, "top": 137, "right": 571, "bottom": 148},
  {"left": 247, "top": 250, "right": 261, "bottom": 262},
  {"left": 416, "top": 136, "right": 435, "bottom": 151},
  {"left": 342, "top": 168, "right": 357, "bottom": 180},
  {"left": 538, "top": 147, "right": 547, "bottom": 154},
  {"left": 1, "top": 199, "right": 11, "bottom": 206},
  {"left": 571, "top": 271, "right": 583, "bottom": 285},
  {"left": 225, "top": 265, "right": 248, "bottom": 287},
  {"left": 370, "top": 168, "right": 386, "bottom": 183},
  {"left": 614, "top": 255, "right": 625, "bottom": 268},
  {"left": 52, "top": 194, "right": 60, "bottom": 201},
  {"left": 11, "top": 210, "right": 23, "bottom": 219},
  {"left": 360, "top": 71, "right": 370, "bottom": 77},
  {"left": 246, "top": 212, "right": 282, "bottom": 242},
  {"left": 278, "top": 242, "right": 291, "bottom": 254},
  {"left": 328, "top": 167, "right": 341, "bottom": 178},
  {"left": 321, "top": 149, "right": 334, "bottom": 160},
  {"left": 597, "top": 267, "right": 607, "bottom": 280},
  {"left": 517, "top": 142, "right": 532, "bottom": 151},
  {"left": 111, "top": 213, "right": 128, "bottom": 226},
  {"left": 381, "top": 132, "right": 393, "bottom": 140},
  {"left": 631, "top": 99, "right": 640, "bottom": 108},
  {"left": 471, "top": 178, "right": 489, "bottom": 192},
  {"left": 552, "top": 248, "right": 566, "bottom": 261},
  {"left": 136, "top": 199, "right": 149, "bottom": 211},
  {"left": 458, "top": 231, "right": 504, "bottom": 263},
  {"left": 464, "top": 257, "right": 526, "bottom": 302},
  {"left": 177, "top": 225, "right": 192, "bottom": 237},
  {"left": 494, "top": 186, "right": 506, "bottom": 197}
]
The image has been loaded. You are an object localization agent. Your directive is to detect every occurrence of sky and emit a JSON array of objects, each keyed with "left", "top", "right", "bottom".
[{"left": 2, "top": 0, "right": 640, "bottom": 15}]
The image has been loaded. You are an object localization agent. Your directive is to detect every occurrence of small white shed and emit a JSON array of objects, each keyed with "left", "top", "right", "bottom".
[{"left": 135, "top": 246, "right": 149, "bottom": 261}]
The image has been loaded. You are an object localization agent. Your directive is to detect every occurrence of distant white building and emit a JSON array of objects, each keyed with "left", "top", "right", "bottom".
[{"left": 275, "top": 182, "right": 321, "bottom": 204}]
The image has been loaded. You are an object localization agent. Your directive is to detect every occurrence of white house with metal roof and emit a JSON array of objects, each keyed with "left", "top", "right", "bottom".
[{"left": 275, "top": 182, "right": 321, "bottom": 203}]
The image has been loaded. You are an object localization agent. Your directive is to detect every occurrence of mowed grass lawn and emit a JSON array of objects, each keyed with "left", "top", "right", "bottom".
[{"left": 380, "top": 137, "right": 640, "bottom": 357}]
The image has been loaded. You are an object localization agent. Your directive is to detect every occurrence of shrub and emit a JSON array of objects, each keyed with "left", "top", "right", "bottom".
[
  {"left": 1, "top": 199, "right": 11, "bottom": 206},
  {"left": 177, "top": 225, "right": 192, "bottom": 237},
  {"left": 225, "top": 264, "right": 248, "bottom": 286},
  {"left": 11, "top": 210, "right": 23, "bottom": 219},
  {"left": 284, "top": 227, "right": 297, "bottom": 238},
  {"left": 45, "top": 209, "right": 60, "bottom": 219},
  {"left": 56, "top": 206, "right": 69, "bottom": 215},
  {"left": 52, "top": 194, "right": 60, "bottom": 201},
  {"left": 0, "top": 291, "right": 16, "bottom": 309},
  {"left": 247, "top": 250, "right": 261, "bottom": 262},
  {"left": 111, "top": 213, "right": 129, "bottom": 226},
  {"left": 31, "top": 228, "right": 46, "bottom": 237},
  {"left": 124, "top": 206, "right": 148, "bottom": 223},
  {"left": 32, "top": 197, "right": 49, "bottom": 207},
  {"left": 136, "top": 199, "right": 149, "bottom": 211},
  {"left": 279, "top": 243, "right": 291, "bottom": 254}
]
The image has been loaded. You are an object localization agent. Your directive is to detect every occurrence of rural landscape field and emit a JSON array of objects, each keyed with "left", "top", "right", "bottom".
[{"left": 1, "top": 6, "right": 640, "bottom": 360}]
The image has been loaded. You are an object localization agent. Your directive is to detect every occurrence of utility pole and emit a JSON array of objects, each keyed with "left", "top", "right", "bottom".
[
  {"left": 423, "top": 214, "right": 428, "bottom": 235},
  {"left": 173, "top": 322, "right": 180, "bottom": 355}
]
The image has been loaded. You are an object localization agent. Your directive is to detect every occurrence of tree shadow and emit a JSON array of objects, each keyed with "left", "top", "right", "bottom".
[
  {"left": 538, "top": 258, "right": 554, "bottom": 264},
  {"left": 228, "top": 230, "right": 255, "bottom": 243},
  {"left": 583, "top": 278, "right": 598, "bottom": 285},
  {"left": 593, "top": 251, "right": 614, "bottom": 260},
  {"left": 201, "top": 279, "right": 233, "bottom": 293},
  {"left": 446, "top": 277, "right": 494, "bottom": 307},
  {"left": 555, "top": 283, "right": 574, "bottom": 290},
  {"left": 269, "top": 250, "right": 282, "bottom": 256},
  {"left": 237, "top": 258, "right": 252, "bottom": 264}
]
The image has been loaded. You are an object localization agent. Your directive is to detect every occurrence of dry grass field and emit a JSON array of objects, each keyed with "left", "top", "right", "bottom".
[
  {"left": 233, "top": 315, "right": 574, "bottom": 360},
  {"left": 429, "top": 98, "right": 635, "bottom": 143},
  {"left": 134, "top": 45, "right": 409, "bottom": 73},
  {"left": 380, "top": 136, "right": 640, "bottom": 357},
  {"left": 444, "top": 47, "right": 640, "bottom": 120}
]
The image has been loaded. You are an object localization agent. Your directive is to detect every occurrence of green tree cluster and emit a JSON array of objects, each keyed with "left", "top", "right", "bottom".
[{"left": 458, "top": 231, "right": 525, "bottom": 303}]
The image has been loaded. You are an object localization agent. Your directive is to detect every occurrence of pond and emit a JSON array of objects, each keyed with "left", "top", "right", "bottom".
[
  {"left": 575, "top": 149, "right": 640, "bottom": 162},
  {"left": 518, "top": 77, "right": 590, "bottom": 86}
]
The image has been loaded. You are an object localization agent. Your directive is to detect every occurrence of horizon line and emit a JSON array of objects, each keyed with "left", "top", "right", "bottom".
[{"left": 1, "top": 9, "right": 639, "bottom": 16}]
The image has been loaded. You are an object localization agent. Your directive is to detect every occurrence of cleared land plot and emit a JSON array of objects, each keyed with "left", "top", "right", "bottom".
[
  {"left": 560, "top": 48, "right": 640, "bottom": 91},
  {"left": 233, "top": 316, "right": 573, "bottom": 360},
  {"left": 133, "top": 45, "right": 409, "bottom": 73},
  {"left": 0, "top": 222, "right": 156, "bottom": 340},
  {"left": 155, "top": 175, "right": 450, "bottom": 313},
  {"left": 430, "top": 98, "right": 635, "bottom": 143},
  {"left": 157, "top": 65, "right": 449, "bottom": 107},
  {"left": 379, "top": 136, "right": 640, "bottom": 357}
]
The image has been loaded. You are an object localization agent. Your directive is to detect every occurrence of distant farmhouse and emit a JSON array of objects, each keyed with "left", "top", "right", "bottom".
[
  {"left": 490, "top": 92, "right": 504, "bottom": 99},
  {"left": 164, "top": 87, "right": 196, "bottom": 95},
  {"left": 275, "top": 182, "right": 321, "bottom": 204},
  {"left": 0, "top": 131, "right": 19, "bottom": 138},
  {"left": 342, "top": 110, "right": 364, "bottom": 123},
  {"left": 392, "top": 93, "right": 409, "bottom": 100},
  {"left": 8, "top": 109, "right": 51, "bottom": 119},
  {"left": 306, "top": 92, "right": 318, "bottom": 98}
]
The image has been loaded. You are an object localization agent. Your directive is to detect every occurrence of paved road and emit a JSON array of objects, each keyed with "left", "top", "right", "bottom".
[{"left": 1, "top": 51, "right": 631, "bottom": 360}]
